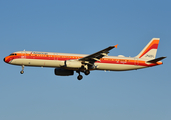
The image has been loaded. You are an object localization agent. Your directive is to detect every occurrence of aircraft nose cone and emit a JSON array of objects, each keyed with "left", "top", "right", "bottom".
[{"left": 3, "top": 58, "right": 6, "bottom": 62}]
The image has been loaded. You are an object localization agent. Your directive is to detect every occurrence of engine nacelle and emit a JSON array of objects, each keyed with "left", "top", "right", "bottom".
[
  {"left": 54, "top": 68, "right": 74, "bottom": 76},
  {"left": 65, "top": 60, "right": 82, "bottom": 68}
]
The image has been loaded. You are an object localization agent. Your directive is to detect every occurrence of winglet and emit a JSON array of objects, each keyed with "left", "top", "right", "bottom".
[{"left": 114, "top": 44, "right": 118, "bottom": 48}]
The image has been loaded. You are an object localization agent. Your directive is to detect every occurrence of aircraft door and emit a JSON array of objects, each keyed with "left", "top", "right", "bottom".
[
  {"left": 134, "top": 58, "right": 139, "bottom": 65},
  {"left": 54, "top": 53, "right": 58, "bottom": 60},
  {"left": 21, "top": 51, "right": 26, "bottom": 59}
]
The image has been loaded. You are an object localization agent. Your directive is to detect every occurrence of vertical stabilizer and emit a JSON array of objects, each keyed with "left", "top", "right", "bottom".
[{"left": 135, "top": 38, "right": 160, "bottom": 60}]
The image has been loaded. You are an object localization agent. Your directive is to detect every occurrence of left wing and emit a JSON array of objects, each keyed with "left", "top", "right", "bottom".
[{"left": 79, "top": 44, "right": 118, "bottom": 62}]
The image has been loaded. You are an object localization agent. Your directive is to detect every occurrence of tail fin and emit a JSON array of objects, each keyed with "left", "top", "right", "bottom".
[{"left": 135, "top": 38, "right": 160, "bottom": 60}]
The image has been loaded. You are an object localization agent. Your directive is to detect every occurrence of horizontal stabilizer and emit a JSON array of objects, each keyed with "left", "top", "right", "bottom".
[{"left": 147, "top": 57, "right": 166, "bottom": 63}]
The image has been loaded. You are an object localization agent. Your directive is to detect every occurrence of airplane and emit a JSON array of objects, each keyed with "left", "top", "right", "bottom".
[{"left": 4, "top": 38, "right": 166, "bottom": 80}]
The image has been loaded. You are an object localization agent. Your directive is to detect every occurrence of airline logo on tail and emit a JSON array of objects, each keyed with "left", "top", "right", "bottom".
[{"left": 136, "top": 38, "right": 160, "bottom": 60}]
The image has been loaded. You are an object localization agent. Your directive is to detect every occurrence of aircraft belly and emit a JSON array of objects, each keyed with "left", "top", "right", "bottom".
[
  {"left": 11, "top": 59, "right": 63, "bottom": 67},
  {"left": 95, "top": 63, "right": 146, "bottom": 71},
  {"left": 11, "top": 59, "right": 147, "bottom": 71}
]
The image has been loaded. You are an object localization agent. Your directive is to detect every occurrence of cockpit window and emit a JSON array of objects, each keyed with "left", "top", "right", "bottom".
[
  {"left": 9, "top": 53, "right": 14, "bottom": 56},
  {"left": 9, "top": 53, "right": 17, "bottom": 56}
]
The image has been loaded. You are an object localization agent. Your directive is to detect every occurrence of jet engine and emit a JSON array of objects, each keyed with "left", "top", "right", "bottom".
[
  {"left": 54, "top": 68, "right": 74, "bottom": 76},
  {"left": 65, "top": 60, "right": 82, "bottom": 68}
]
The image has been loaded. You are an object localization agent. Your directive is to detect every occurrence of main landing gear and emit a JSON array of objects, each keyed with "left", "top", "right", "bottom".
[
  {"left": 20, "top": 65, "right": 24, "bottom": 74},
  {"left": 84, "top": 70, "right": 90, "bottom": 75},
  {"left": 76, "top": 71, "right": 82, "bottom": 80},
  {"left": 76, "top": 70, "right": 90, "bottom": 80}
]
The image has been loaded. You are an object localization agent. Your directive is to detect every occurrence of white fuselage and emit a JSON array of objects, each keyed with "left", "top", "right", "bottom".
[{"left": 6, "top": 51, "right": 157, "bottom": 71}]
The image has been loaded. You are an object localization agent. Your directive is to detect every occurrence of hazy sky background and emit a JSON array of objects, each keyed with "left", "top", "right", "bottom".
[{"left": 0, "top": 0, "right": 170, "bottom": 120}]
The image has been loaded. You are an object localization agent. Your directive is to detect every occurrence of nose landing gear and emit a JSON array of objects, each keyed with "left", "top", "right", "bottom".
[{"left": 20, "top": 65, "right": 24, "bottom": 74}]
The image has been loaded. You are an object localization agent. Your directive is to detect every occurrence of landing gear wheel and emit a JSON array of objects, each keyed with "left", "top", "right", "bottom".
[
  {"left": 84, "top": 70, "right": 90, "bottom": 75},
  {"left": 20, "top": 70, "right": 24, "bottom": 74},
  {"left": 77, "top": 75, "right": 83, "bottom": 80}
]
